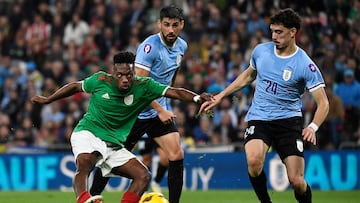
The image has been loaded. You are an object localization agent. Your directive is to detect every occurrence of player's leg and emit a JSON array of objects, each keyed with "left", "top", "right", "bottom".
[
  {"left": 139, "top": 137, "right": 156, "bottom": 168},
  {"left": 245, "top": 139, "right": 271, "bottom": 203},
  {"left": 110, "top": 153, "right": 151, "bottom": 203},
  {"left": 284, "top": 156, "right": 311, "bottom": 203},
  {"left": 244, "top": 121, "right": 272, "bottom": 203},
  {"left": 89, "top": 168, "right": 110, "bottom": 195},
  {"left": 71, "top": 131, "right": 105, "bottom": 203},
  {"left": 90, "top": 118, "right": 148, "bottom": 195},
  {"left": 74, "top": 153, "right": 103, "bottom": 203},
  {"left": 276, "top": 117, "right": 311, "bottom": 203},
  {"left": 154, "top": 146, "right": 168, "bottom": 183},
  {"left": 151, "top": 146, "right": 168, "bottom": 192},
  {"left": 154, "top": 132, "right": 183, "bottom": 203}
]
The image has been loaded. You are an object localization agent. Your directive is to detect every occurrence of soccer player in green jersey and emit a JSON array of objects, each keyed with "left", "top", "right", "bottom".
[{"left": 31, "top": 51, "right": 212, "bottom": 203}]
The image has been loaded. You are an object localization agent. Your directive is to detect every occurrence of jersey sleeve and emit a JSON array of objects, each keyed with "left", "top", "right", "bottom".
[
  {"left": 303, "top": 59, "right": 325, "bottom": 92},
  {"left": 145, "top": 77, "right": 170, "bottom": 97},
  {"left": 82, "top": 72, "right": 101, "bottom": 93},
  {"left": 250, "top": 45, "right": 261, "bottom": 70},
  {"left": 135, "top": 41, "right": 158, "bottom": 72}
]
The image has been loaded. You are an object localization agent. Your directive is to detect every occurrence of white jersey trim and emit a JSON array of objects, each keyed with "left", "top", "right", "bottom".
[
  {"left": 135, "top": 63, "right": 151, "bottom": 72},
  {"left": 273, "top": 45, "right": 299, "bottom": 59},
  {"left": 79, "top": 80, "right": 85, "bottom": 92},
  {"left": 308, "top": 83, "right": 325, "bottom": 92},
  {"left": 162, "top": 86, "right": 170, "bottom": 96}
]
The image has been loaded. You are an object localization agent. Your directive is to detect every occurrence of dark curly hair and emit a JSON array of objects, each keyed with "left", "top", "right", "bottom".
[
  {"left": 113, "top": 51, "right": 135, "bottom": 65},
  {"left": 270, "top": 8, "right": 301, "bottom": 31},
  {"left": 160, "top": 4, "right": 184, "bottom": 21}
]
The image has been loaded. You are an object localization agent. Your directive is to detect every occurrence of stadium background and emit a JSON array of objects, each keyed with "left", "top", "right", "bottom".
[{"left": 0, "top": 0, "right": 360, "bottom": 193}]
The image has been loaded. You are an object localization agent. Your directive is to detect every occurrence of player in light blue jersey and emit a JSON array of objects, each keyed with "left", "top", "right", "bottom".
[
  {"left": 200, "top": 8, "right": 329, "bottom": 203},
  {"left": 90, "top": 5, "right": 187, "bottom": 203}
]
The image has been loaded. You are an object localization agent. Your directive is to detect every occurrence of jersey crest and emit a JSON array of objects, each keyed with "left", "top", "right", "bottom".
[
  {"left": 296, "top": 139, "right": 303, "bottom": 152},
  {"left": 124, "top": 94, "right": 134, "bottom": 105},
  {"left": 282, "top": 69, "right": 292, "bottom": 81}
]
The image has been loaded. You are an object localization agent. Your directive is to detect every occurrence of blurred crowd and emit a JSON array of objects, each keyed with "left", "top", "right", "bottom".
[{"left": 0, "top": 0, "right": 360, "bottom": 153}]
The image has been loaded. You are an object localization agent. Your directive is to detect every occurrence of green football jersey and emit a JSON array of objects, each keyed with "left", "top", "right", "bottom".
[{"left": 74, "top": 71, "right": 168, "bottom": 146}]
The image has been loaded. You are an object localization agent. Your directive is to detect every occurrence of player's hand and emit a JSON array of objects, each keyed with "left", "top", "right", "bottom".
[
  {"left": 157, "top": 109, "right": 176, "bottom": 125},
  {"left": 198, "top": 93, "right": 214, "bottom": 104},
  {"left": 199, "top": 94, "right": 221, "bottom": 112},
  {"left": 30, "top": 95, "right": 50, "bottom": 105},
  {"left": 302, "top": 127, "right": 317, "bottom": 145}
]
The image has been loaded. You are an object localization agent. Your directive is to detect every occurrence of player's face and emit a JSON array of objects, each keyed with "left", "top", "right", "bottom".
[
  {"left": 158, "top": 17, "right": 184, "bottom": 46},
  {"left": 113, "top": 63, "right": 134, "bottom": 92},
  {"left": 270, "top": 24, "right": 297, "bottom": 50}
]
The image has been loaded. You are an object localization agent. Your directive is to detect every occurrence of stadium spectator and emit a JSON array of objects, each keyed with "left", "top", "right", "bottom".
[
  {"left": 63, "top": 13, "right": 90, "bottom": 47},
  {"left": 334, "top": 69, "right": 360, "bottom": 141}
]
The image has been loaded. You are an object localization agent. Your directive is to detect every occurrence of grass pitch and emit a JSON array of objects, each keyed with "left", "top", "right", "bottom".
[{"left": 0, "top": 190, "right": 359, "bottom": 203}]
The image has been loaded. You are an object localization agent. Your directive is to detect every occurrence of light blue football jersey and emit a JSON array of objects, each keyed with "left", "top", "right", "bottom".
[
  {"left": 135, "top": 33, "right": 188, "bottom": 119},
  {"left": 245, "top": 42, "right": 325, "bottom": 121}
]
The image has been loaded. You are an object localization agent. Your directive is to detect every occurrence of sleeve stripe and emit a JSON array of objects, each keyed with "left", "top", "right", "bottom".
[
  {"left": 308, "top": 83, "right": 325, "bottom": 92},
  {"left": 135, "top": 63, "right": 151, "bottom": 72},
  {"left": 162, "top": 86, "right": 170, "bottom": 96},
  {"left": 79, "top": 80, "right": 86, "bottom": 92}
]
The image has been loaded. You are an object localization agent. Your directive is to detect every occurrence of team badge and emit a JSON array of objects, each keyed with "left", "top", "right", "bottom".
[
  {"left": 308, "top": 64, "right": 317, "bottom": 72},
  {"left": 282, "top": 69, "right": 292, "bottom": 81},
  {"left": 124, "top": 94, "right": 134, "bottom": 105},
  {"left": 144, "top": 44, "right": 152, "bottom": 54},
  {"left": 176, "top": 55, "right": 182, "bottom": 66},
  {"left": 296, "top": 139, "right": 303, "bottom": 152}
]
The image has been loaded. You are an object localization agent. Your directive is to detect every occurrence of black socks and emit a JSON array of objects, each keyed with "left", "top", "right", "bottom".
[
  {"left": 295, "top": 184, "right": 312, "bottom": 203},
  {"left": 248, "top": 170, "right": 272, "bottom": 203},
  {"left": 168, "top": 159, "right": 183, "bottom": 203}
]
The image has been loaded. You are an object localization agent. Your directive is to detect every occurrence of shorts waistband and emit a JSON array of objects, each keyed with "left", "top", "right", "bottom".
[{"left": 105, "top": 141, "right": 123, "bottom": 150}]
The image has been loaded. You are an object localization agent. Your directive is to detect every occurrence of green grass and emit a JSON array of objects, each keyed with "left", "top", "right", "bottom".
[{"left": 0, "top": 190, "right": 359, "bottom": 203}]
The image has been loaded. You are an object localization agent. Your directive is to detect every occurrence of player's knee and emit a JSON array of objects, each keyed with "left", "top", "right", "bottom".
[
  {"left": 288, "top": 176, "right": 305, "bottom": 190},
  {"left": 137, "top": 169, "right": 151, "bottom": 186},
  {"left": 76, "top": 156, "right": 96, "bottom": 173},
  {"left": 246, "top": 156, "right": 264, "bottom": 174},
  {"left": 168, "top": 148, "right": 184, "bottom": 160}
]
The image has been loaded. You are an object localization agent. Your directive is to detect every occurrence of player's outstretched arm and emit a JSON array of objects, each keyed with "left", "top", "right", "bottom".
[
  {"left": 199, "top": 66, "right": 256, "bottom": 114},
  {"left": 164, "top": 87, "right": 213, "bottom": 104},
  {"left": 31, "top": 81, "right": 83, "bottom": 105},
  {"left": 302, "top": 87, "right": 329, "bottom": 145}
]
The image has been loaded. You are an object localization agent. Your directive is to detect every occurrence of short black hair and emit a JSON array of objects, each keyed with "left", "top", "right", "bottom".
[
  {"left": 270, "top": 8, "right": 301, "bottom": 30},
  {"left": 113, "top": 51, "right": 135, "bottom": 65},
  {"left": 160, "top": 5, "right": 184, "bottom": 21}
]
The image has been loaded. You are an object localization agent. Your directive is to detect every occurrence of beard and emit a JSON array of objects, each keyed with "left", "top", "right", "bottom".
[{"left": 161, "top": 32, "right": 177, "bottom": 45}]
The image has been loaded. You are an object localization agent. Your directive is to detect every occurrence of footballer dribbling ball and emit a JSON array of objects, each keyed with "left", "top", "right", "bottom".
[{"left": 139, "top": 192, "right": 169, "bottom": 203}]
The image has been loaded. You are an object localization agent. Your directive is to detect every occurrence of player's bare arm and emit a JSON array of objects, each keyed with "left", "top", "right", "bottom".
[
  {"left": 165, "top": 87, "right": 213, "bottom": 104},
  {"left": 31, "top": 81, "right": 83, "bottom": 105},
  {"left": 302, "top": 87, "right": 329, "bottom": 145},
  {"left": 199, "top": 66, "right": 257, "bottom": 113},
  {"left": 136, "top": 66, "right": 176, "bottom": 124}
]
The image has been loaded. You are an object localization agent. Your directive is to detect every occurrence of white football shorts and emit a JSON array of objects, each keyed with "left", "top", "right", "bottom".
[{"left": 70, "top": 130, "right": 136, "bottom": 177}]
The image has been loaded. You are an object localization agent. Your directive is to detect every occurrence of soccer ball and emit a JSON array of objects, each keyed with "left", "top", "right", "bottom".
[{"left": 139, "top": 192, "right": 169, "bottom": 203}]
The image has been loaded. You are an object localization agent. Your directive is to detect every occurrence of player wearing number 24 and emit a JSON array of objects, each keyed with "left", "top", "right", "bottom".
[{"left": 200, "top": 8, "right": 329, "bottom": 203}]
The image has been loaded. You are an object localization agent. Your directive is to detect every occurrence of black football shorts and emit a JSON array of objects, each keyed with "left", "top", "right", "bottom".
[
  {"left": 244, "top": 117, "right": 304, "bottom": 160},
  {"left": 124, "top": 116, "right": 178, "bottom": 151}
]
